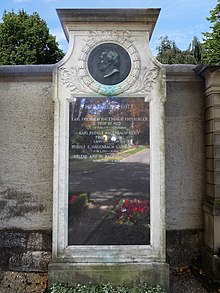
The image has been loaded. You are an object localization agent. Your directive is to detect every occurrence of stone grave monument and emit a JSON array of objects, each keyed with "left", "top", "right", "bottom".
[{"left": 49, "top": 8, "right": 169, "bottom": 290}]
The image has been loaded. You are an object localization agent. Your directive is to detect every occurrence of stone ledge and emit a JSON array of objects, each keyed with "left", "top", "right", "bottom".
[
  {"left": 57, "top": 8, "right": 161, "bottom": 42},
  {"left": 57, "top": 8, "right": 160, "bottom": 31},
  {"left": 48, "top": 262, "right": 170, "bottom": 291},
  {"left": 0, "top": 65, "right": 54, "bottom": 82},
  {"left": 165, "top": 64, "right": 202, "bottom": 82}
]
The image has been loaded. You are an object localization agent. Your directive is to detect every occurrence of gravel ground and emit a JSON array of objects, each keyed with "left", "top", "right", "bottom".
[
  {"left": 0, "top": 271, "right": 47, "bottom": 293},
  {"left": 170, "top": 269, "right": 208, "bottom": 293},
  {"left": 0, "top": 269, "right": 219, "bottom": 293}
]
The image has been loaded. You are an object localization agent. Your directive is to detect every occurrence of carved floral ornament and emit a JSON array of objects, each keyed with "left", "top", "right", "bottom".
[{"left": 59, "top": 30, "right": 159, "bottom": 97}]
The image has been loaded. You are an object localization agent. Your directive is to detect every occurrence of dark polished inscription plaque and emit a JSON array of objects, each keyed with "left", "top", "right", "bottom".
[
  {"left": 68, "top": 97, "right": 150, "bottom": 245},
  {"left": 88, "top": 43, "right": 131, "bottom": 85}
]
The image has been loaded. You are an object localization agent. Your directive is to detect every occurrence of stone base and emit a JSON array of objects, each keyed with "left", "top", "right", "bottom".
[
  {"left": 48, "top": 262, "right": 170, "bottom": 291},
  {"left": 202, "top": 247, "right": 220, "bottom": 281},
  {"left": 166, "top": 229, "right": 204, "bottom": 268},
  {"left": 0, "top": 230, "right": 52, "bottom": 271}
]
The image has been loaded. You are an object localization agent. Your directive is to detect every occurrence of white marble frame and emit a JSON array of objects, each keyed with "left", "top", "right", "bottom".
[
  {"left": 53, "top": 94, "right": 166, "bottom": 263},
  {"left": 52, "top": 28, "right": 166, "bottom": 264}
]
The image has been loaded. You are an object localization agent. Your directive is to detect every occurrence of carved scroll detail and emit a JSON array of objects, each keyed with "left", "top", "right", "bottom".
[
  {"left": 127, "top": 65, "right": 159, "bottom": 96},
  {"left": 60, "top": 66, "right": 87, "bottom": 93}
]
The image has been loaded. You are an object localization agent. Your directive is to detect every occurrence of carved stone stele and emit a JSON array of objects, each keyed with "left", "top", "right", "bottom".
[{"left": 49, "top": 8, "right": 169, "bottom": 291}]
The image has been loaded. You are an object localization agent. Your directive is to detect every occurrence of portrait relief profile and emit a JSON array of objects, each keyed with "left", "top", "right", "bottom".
[{"left": 88, "top": 43, "right": 131, "bottom": 85}]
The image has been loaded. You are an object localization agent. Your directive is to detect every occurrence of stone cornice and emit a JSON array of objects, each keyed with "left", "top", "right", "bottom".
[
  {"left": 57, "top": 8, "right": 160, "bottom": 41},
  {"left": 165, "top": 64, "right": 202, "bottom": 82},
  {"left": 0, "top": 65, "right": 54, "bottom": 82}
]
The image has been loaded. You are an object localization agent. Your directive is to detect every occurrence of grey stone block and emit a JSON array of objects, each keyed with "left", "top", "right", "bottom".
[
  {"left": 48, "top": 262, "right": 170, "bottom": 291},
  {"left": 9, "top": 251, "right": 51, "bottom": 272}
]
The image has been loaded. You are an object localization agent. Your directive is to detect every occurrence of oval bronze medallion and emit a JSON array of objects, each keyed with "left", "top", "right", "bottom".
[{"left": 88, "top": 43, "right": 131, "bottom": 85}]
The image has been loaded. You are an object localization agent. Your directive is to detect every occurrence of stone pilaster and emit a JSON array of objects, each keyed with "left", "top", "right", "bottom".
[{"left": 201, "top": 66, "right": 220, "bottom": 281}]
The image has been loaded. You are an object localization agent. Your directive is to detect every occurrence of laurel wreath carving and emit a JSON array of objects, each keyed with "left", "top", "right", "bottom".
[{"left": 85, "top": 30, "right": 133, "bottom": 48}]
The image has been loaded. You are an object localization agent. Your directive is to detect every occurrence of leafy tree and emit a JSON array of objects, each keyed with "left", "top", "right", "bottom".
[
  {"left": 203, "top": 0, "right": 220, "bottom": 65},
  {"left": 156, "top": 35, "right": 202, "bottom": 64},
  {"left": 191, "top": 36, "right": 202, "bottom": 63},
  {"left": 0, "top": 10, "right": 64, "bottom": 65}
]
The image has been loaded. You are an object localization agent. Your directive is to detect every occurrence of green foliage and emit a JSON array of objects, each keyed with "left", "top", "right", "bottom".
[
  {"left": 203, "top": 0, "right": 220, "bottom": 65},
  {"left": 156, "top": 35, "right": 202, "bottom": 64},
  {"left": 49, "top": 283, "right": 167, "bottom": 293},
  {"left": 0, "top": 9, "right": 64, "bottom": 65},
  {"left": 191, "top": 36, "right": 202, "bottom": 64},
  {"left": 69, "top": 192, "right": 89, "bottom": 212}
]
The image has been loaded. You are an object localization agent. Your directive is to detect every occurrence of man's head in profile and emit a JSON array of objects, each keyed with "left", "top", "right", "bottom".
[{"left": 99, "top": 50, "right": 120, "bottom": 79}]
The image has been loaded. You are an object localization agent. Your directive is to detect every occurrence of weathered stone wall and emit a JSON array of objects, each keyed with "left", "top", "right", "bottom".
[
  {"left": 0, "top": 64, "right": 205, "bottom": 270},
  {"left": 0, "top": 66, "right": 54, "bottom": 271},
  {"left": 165, "top": 65, "right": 205, "bottom": 265},
  {"left": 166, "top": 65, "right": 205, "bottom": 231}
]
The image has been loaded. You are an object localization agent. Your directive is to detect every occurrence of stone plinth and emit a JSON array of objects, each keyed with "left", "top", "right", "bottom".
[{"left": 48, "top": 262, "right": 169, "bottom": 290}]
